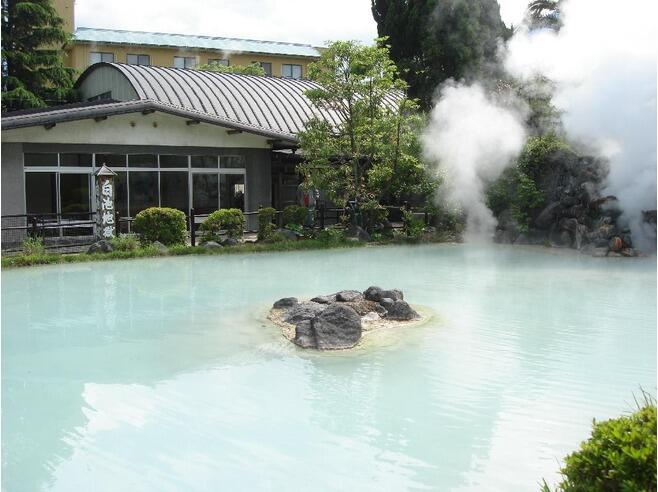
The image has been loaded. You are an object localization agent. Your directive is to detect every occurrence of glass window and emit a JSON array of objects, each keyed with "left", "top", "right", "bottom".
[
  {"left": 282, "top": 64, "right": 302, "bottom": 79},
  {"left": 60, "top": 174, "right": 90, "bottom": 215},
  {"left": 220, "top": 174, "right": 245, "bottom": 211},
  {"left": 174, "top": 56, "right": 196, "bottom": 69},
  {"left": 89, "top": 52, "right": 114, "bottom": 65},
  {"left": 221, "top": 156, "right": 246, "bottom": 169},
  {"left": 160, "top": 172, "right": 189, "bottom": 212},
  {"left": 129, "top": 171, "right": 158, "bottom": 216},
  {"left": 127, "top": 54, "right": 150, "bottom": 65},
  {"left": 128, "top": 154, "right": 157, "bottom": 168},
  {"left": 192, "top": 174, "right": 218, "bottom": 215},
  {"left": 24, "top": 153, "right": 57, "bottom": 167},
  {"left": 60, "top": 153, "right": 92, "bottom": 167},
  {"left": 208, "top": 59, "right": 229, "bottom": 66},
  {"left": 95, "top": 154, "right": 126, "bottom": 167},
  {"left": 191, "top": 155, "right": 218, "bottom": 168},
  {"left": 114, "top": 172, "right": 128, "bottom": 219},
  {"left": 160, "top": 155, "right": 188, "bottom": 168},
  {"left": 25, "top": 173, "right": 57, "bottom": 214},
  {"left": 254, "top": 61, "right": 272, "bottom": 75}
]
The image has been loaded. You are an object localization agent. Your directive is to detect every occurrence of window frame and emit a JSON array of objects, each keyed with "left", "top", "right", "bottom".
[
  {"left": 127, "top": 53, "right": 151, "bottom": 66},
  {"left": 173, "top": 56, "right": 197, "bottom": 69},
  {"left": 282, "top": 64, "right": 302, "bottom": 79},
  {"left": 89, "top": 51, "right": 114, "bottom": 65}
]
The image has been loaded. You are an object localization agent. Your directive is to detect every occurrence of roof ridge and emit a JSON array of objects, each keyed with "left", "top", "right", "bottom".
[{"left": 74, "top": 26, "right": 316, "bottom": 48}]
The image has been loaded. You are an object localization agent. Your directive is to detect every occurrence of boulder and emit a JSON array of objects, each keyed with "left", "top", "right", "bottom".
[
  {"left": 380, "top": 298, "right": 395, "bottom": 311},
  {"left": 361, "top": 312, "right": 380, "bottom": 322},
  {"left": 384, "top": 299, "right": 419, "bottom": 321},
  {"left": 336, "top": 290, "right": 362, "bottom": 302},
  {"left": 221, "top": 237, "right": 239, "bottom": 247},
  {"left": 514, "top": 233, "right": 530, "bottom": 245},
  {"left": 310, "top": 294, "right": 336, "bottom": 304},
  {"left": 201, "top": 241, "right": 222, "bottom": 249},
  {"left": 293, "top": 320, "right": 317, "bottom": 349},
  {"left": 345, "top": 225, "right": 371, "bottom": 242},
  {"left": 345, "top": 299, "right": 385, "bottom": 316},
  {"left": 380, "top": 289, "right": 403, "bottom": 301},
  {"left": 283, "top": 302, "right": 326, "bottom": 324},
  {"left": 363, "top": 286, "right": 383, "bottom": 302},
  {"left": 312, "top": 304, "right": 362, "bottom": 350},
  {"left": 87, "top": 240, "right": 113, "bottom": 254},
  {"left": 152, "top": 240, "right": 169, "bottom": 253},
  {"left": 535, "top": 202, "right": 562, "bottom": 230},
  {"left": 273, "top": 297, "right": 298, "bottom": 309},
  {"left": 276, "top": 228, "right": 298, "bottom": 241},
  {"left": 621, "top": 248, "right": 636, "bottom": 257}
]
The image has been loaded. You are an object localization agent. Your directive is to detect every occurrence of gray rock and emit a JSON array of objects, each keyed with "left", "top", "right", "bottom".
[
  {"left": 535, "top": 202, "right": 562, "bottom": 229},
  {"left": 380, "top": 289, "right": 403, "bottom": 301},
  {"left": 380, "top": 298, "right": 395, "bottom": 311},
  {"left": 336, "top": 290, "right": 362, "bottom": 302},
  {"left": 514, "top": 233, "right": 530, "bottom": 245},
  {"left": 221, "top": 237, "right": 239, "bottom": 247},
  {"left": 276, "top": 228, "right": 298, "bottom": 241},
  {"left": 313, "top": 304, "right": 362, "bottom": 350},
  {"left": 87, "top": 240, "right": 113, "bottom": 254},
  {"left": 384, "top": 299, "right": 419, "bottom": 321},
  {"left": 293, "top": 320, "right": 317, "bottom": 349},
  {"left": 310, "top": 294, "right": 336, "bottom": 304},
  {"left": 363, "top": 286, "right": 383, "bottom": 302},
  {"left": 273, "top": 297, "right": 298, "bottom": 309},
  {"left": 345, "top": 299, "right": 385, "bottom": 316},
  {"left": 283, "top": 302, "right": 326, "bottom": 324},
  {"left": 201, "top": 241, "right": 222, "bottom": 249},
  {"left": 152, "top": 240, "right": 169, "bottom": 253},
  {"left": 345, "top": 225, "right": 371, "bottom": 242}
]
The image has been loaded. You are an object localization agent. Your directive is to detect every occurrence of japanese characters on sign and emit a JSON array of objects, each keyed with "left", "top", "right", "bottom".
[{"left": 98, "top": 176, "right": 115, "bottom": 239}]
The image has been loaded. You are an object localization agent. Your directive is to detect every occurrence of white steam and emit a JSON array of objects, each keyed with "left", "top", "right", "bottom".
[
  {"left": 422, "top": 83, "right": 527, "bottom": 240},
  {"left": 505, "top": 0, "right": 657, "bottom": 249}
]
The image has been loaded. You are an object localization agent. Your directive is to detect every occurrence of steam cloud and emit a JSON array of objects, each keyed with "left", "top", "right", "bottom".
[
  {"left": 424, "top": 0, "right": 657, "bottom": 246},
  {"left": 422, "top": 83, "right": 527, "bottom": 240}
]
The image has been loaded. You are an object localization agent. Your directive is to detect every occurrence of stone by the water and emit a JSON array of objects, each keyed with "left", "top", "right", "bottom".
[
  {"left": 293, "top": 320, "right": 316, "bottom": 348},
  {"left": 310, "top": 294, "right": 336, "bottom": 304},
  {"left": 283, "top": 302, "right": 326, "bottom": 324},
  {"left": 335, "top": 290, "right": 363, "bottom": 302},
  {"left": 384, "top": 300, "right": 419, "bottom": 321},
  {"left": 87, "top": 240, "right": 113, "bottom": 254},
  {"left": 201, "top": 241, "right": 222, "bottom": 249},
  {"left": 313, "top": 304, "right": 362, "bottom": 350},
  {"left": 273, "top": 297, "right": 298, "bottom": 309}
]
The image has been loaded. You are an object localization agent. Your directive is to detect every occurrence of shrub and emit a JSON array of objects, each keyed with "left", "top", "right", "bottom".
[
  {"left": 315, "top": 227, "right": 345, "bottom": 244},
  {"left": 23, "top": 236, "right": 45, "bottom": 256},
  {"left": 201, "top": 208, "right": 244, "bottom": 241},
  {"left": 546, "top": 397, "right": 657, "bottom": 491},
  {"left": 282, "top": 205, "right": 308, "bottom": 227},
  {"left": 360, "top": 199, "right": 388, "bottom": 233},
  {"left": 110, "top": 234, "right": 140, "bottom": 251},
  {"left": 402, "top": 208, "right": 425, "bottom": 241},
  {"left": 258, "top": 207, "right": 277, "bottom": 241},
  {"left": 132, "top": 207, "right": 187, "bottom": 246}
]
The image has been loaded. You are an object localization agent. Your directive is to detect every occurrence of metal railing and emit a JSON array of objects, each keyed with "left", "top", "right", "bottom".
[{"left": 1, "top": 212, "right": 98, "bottom": 252}]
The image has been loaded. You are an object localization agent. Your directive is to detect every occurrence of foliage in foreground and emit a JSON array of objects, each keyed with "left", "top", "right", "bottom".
[
  {"left": 200, "top": 208, "right": 244, "bottom": 241},
  {"left": 1, "top": 0, "right": 77, "bottom": 111},
  {"left": 542, "top": 395, "right": 657, "bottom": 492},
  {"left": 132, "top": 207, "right": 187, "bottom": 245}
]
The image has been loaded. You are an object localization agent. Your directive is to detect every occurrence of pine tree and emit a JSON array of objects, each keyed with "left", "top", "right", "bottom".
[
  {"left": 371, "top": 0, "right": 510, "bottom": 110},
  {"left": 1, "top": 0, "right": 76, "bottom": 111}
]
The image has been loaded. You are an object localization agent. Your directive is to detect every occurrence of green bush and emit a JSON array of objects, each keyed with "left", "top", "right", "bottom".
[
  {"left": 402, "top": 208, "right": 425, "bottom": 241},
  {"left": 132, "top": 207, "right": 187, "bottom": 246},
  {"left": 110, "top": 234, "right": 140, "bottom": 251},
  {"left": 547, "top": 398, "right": 657, "bottom": 492},
  {"left": 23, "top": 236, "right": 45, "bottom": 256},
  {"left": 360, "top": 199, "right": 389, "bottom": 233},
  {"left": 282, "top": 205, "right": 308, "bottom": 227},
  {"left": 201, "top": 208, "right": 244, "bottom": 241},
  {"left": 315, "top": 227, "right": 345, "bottom": 244},
  {"left": 258, "top": 207, "right": 277, "bottom": 241}
]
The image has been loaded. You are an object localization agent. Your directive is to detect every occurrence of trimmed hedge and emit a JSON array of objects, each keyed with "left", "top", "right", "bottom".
[
  {"left": 132, "top": 207, "right": 187, "bottom": 245},
  {"left": 283, "top": 205, "right": 308, "bottom": 227},
  {"left": 201, "top": 208, "right": 244, "bottom": 241},
  {"left": 258, "top": 207, "right": 277, "bottom": 241}
]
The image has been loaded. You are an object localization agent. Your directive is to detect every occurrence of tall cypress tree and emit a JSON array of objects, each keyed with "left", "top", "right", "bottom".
[
  {"left": 372, "top": 0, "right": 510, "bottom": 110},
  {"left": 1, "top": 0, "right": 76, "bottom": 111}
]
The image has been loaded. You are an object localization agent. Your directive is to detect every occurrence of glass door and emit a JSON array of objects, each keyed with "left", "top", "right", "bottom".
[{"left": 192, "top": 173, "right": 219, "bottom": 215}]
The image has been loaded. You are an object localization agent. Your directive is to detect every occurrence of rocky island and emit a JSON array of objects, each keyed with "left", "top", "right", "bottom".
[{"left": 268, "top": 287, "right": 427, "bottom": 350}]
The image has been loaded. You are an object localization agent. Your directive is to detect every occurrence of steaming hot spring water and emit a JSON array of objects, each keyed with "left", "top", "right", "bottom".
[{"left": 2, "top": 244, "right": 655, "bottom": 491}]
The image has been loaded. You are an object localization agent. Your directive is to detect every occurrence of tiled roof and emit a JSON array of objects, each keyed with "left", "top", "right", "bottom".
[{"left": 74, "top": 27, "right": 322, "bottom": 58}]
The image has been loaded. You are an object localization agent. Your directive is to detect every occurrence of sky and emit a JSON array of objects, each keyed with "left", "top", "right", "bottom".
[{"left": 75, "top": 0, "right": 526, "bottom": 47}]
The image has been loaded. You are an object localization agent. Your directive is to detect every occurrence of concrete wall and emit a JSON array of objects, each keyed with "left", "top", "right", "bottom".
[
  {"left": 243, "top": 149, "right": 272, "bottom": 230},
  {"left": 1, "top": 143, "right": 25, "bottom": 215},
  {"left": 3, "top": 112, "right": 271, "bottom": 149}
]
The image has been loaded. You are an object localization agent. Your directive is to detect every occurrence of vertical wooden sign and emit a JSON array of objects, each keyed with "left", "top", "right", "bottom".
[{"left": 95, "top": 164, "right": 117, "bottom": 239}]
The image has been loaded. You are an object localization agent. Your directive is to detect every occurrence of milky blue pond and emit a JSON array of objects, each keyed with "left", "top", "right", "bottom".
[{"left": 2, "top": 244, "right": 655, "bottom": 491}]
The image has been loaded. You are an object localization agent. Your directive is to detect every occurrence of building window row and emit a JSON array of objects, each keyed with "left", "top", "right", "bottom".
[
  {"left": 88, "top": 52, "right": 303, "bottom": 78},
  {"left": 23, "top": 152, "right": 247, "bottom": 218}
]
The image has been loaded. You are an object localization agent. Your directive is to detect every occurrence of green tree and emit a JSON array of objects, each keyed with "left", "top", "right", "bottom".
[
  {"left": 371, "top": 0, "right": 510, "bottom": 109},
  {"left": 195, "top": 62, "right": 266, "bottom": 76},
  {"left": 1, "top": 0, "right": 76, "bottom": 111},
  {"left": 298, "top": 40, "right": 435, "bottom": 208}
]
